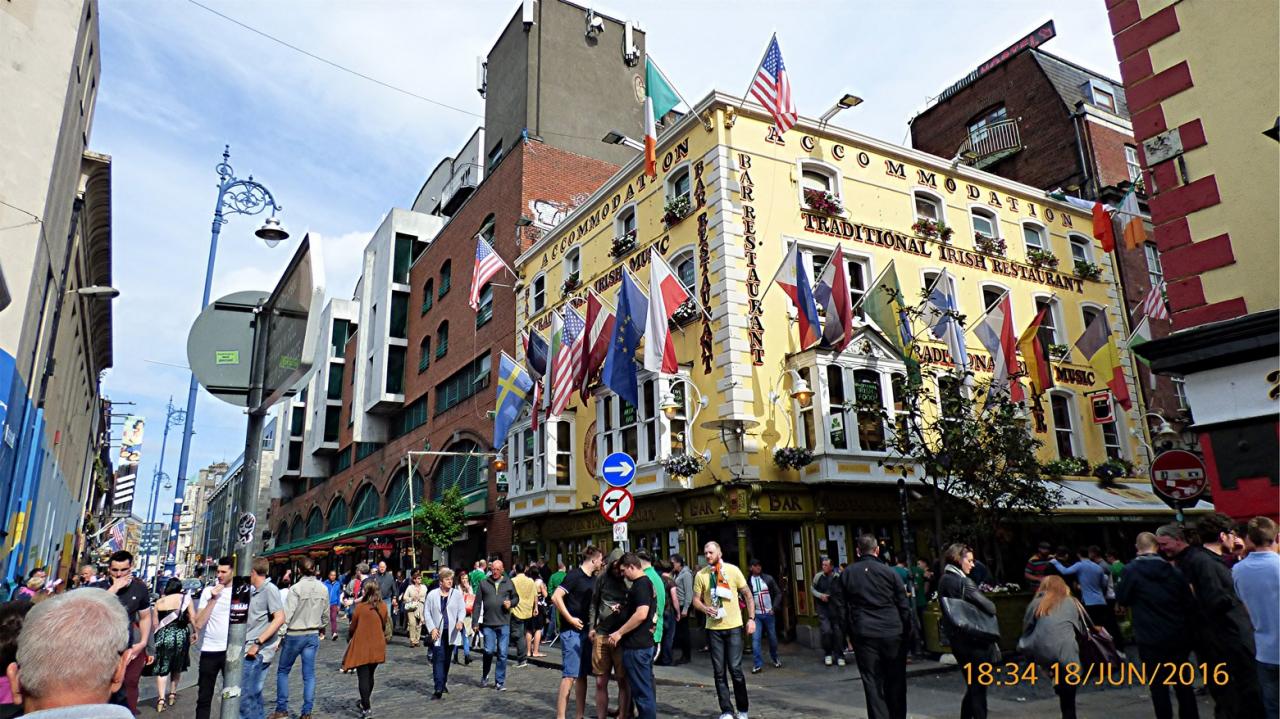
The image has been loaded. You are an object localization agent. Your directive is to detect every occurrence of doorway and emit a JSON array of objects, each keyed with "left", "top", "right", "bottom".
[{"left": 746, "top": 522, "right": 797, "bottom": 643}]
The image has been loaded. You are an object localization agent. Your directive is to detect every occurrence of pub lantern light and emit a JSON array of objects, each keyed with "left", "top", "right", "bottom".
[
  {"left": 791, "top": 376, "right": 814, "bottom": 408},
  {"left": 254, "top": 215, "right": 290, "bottom": 248},
  {"left": 492, "top": 456, "right": 508, "bottom": 472}
]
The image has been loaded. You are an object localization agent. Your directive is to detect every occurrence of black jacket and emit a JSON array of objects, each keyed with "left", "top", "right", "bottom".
[
  {"left": 840, "top": 555, "right": 911, "bottom": 640},
  {"left": 1115, "top": 554, "right": 1195, "bottom": 650},
  {"left": 1175, "top": 546, "right": 1256, "bottom": 653},
  {"left": 937, "top": 564, "right": 997, "bottom": 654}
]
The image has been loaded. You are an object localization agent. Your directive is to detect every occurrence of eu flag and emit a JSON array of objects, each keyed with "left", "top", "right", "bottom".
[
  {"left": 493, "top": 352, "right": 533, "bottom": 448},
  {"left": 602, "top": 270, "right": 648, "bottom": 407}
]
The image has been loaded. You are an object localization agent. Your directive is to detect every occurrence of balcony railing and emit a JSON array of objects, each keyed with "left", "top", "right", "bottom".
[
  {"left": 441, "top": 162, "right": 482, "bottom": 215},
  {"left": 963, "top": 118, "right": 1022, "bottom": 169}
]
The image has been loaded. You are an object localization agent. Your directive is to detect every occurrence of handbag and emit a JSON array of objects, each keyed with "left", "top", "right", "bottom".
[
  {"left": 940, "top": 596, "right": 1001, "bottom": 644},
  {"left": 1075, "top": 602, "right": 1122, "bottom": 666}
]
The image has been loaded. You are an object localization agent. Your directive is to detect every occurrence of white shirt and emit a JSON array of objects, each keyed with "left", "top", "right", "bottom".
[{"left": 199, "top": 585, "right": 232, "bottom": 652}]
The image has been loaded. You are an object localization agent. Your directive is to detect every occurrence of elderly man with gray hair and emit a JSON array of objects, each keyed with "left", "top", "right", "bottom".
[{"left": 4, "top": 588, "right": 133, "bottom": 718}]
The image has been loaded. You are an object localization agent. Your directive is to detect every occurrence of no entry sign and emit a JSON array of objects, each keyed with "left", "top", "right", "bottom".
[
  {"left": 599, "top": 486, "right": 635, "bottom": 523},
  {"left": 1150, "top": 450, "right": 1208, "bottom": 502}
]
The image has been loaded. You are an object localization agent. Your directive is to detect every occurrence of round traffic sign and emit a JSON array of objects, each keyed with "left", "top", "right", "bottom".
[
  {"left": 601, "top": 452, "right": 636, "bottom": 488},
  {"left": 599, "top": 486, "right": 635, "bottom": 523},
  {"left": 1150, "top": 450, "right": 1208, "bottom": 502}
]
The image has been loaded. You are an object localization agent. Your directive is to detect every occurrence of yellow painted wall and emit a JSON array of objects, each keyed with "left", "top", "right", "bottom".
[
  {"left": 1139, "top": 0, "right": 1279, "bottom": 313},
  {"left": 514, "top": 95, "right": 1143, "bottom": 513}
]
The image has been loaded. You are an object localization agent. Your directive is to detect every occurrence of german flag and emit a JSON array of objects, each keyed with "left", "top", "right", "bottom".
[{"left": 1016, "top": 308, "right": 1055, "bottom": 397}]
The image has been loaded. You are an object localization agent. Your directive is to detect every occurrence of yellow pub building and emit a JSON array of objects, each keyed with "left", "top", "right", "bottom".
[{"left": 508, "top": 91, "right": 1176, "bottom": 644}]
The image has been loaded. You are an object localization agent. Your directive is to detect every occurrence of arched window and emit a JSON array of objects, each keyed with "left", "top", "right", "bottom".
[
  {"left": 421, "top": 278, "right": 434, "bottom": 314},
  {"left": 386, "top": 468, "right": 425, "bottom": 515},
  {"left": 1035, "top": 295, "right": 1064, "bottom": 346},
  {"left": 980, "top": 283, "right": 1008, "bottom": 315},
  {"left": 670, "top": 248, "right": 696, "bottom": 295},
  {"left": 436, "top": 320, "right": 449, "bottom": 359},
  {"left": 799, "top": 162, "right": 841, "bottom": 211},
  {"left": 327, "top": 497, "right": 348, "bottom": 532},
  {"left": 564, "top": 246, "right": 581, "bottom": 286},
  {"left": 351, "top": 483, "right": 379, "bottom": 526},
  {"left": 666, "top": 164, "right": 692, "bottom": 204},
  {"left": 531, "top": 274, "right": 546, "bottom": 313},
  {"left": 290, "top": 518, "right": 305, "bottom": 544},
  {"left": 432, "top": 440, "right": 486, "bottom": 500},
  {"left": 438, "top": 260, "right": 452, "bottom": 297},
  {"left": 306, "top": 508, "right": 323, "bottom": 538},
  {"left": 970, "top": 206, "right": 998, "bottom": 240},
  {"left": 1022, "top": 222, "right": 1047, "bottom": 253},
  {"left": 912, "top": 190, "right": 945, "bottom": 224},
  {"left": 418, "top": 335, "right": 431, "bottom": 373},
  {"left": 615, "top": 205, "right": 637, "bottom": 241},
  {"left": 1069, "top": 234, "right": 1093, "bottom": 265}
]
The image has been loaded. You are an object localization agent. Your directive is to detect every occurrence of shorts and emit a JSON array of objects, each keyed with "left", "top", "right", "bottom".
[
  {"left": 560, "top": 628, "right": 589, "bottom": 679},
  {"left": 591, "top": 631, "right": 624, "bottom": 677}
]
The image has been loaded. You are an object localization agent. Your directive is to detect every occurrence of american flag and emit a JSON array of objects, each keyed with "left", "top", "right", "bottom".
[
  {"left": 469, "top": 236, "right": 506, "bottom": 310},
  {"left": 106, "top": 520, "right": 126, "bottom": 552},
  {"left": 550, "top": 307, "right": 586, "bottom": 417},
  {"left": 749, "top": 35, "right": 797, "bottom": 134},
  {"left": 1141, "top": 281, "right": 1169, "bottom": 321}
]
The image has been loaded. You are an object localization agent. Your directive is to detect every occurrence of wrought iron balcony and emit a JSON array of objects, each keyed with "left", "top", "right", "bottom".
[{"left": 960, "top": 118, "right": 1022, "bottom": 169}]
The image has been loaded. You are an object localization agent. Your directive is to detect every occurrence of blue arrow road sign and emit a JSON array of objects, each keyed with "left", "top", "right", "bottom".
[{"left": 601, "top": 452, "right": 636, "bottom": 488}]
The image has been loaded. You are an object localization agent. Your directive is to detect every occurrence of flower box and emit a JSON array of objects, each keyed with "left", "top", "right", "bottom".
[
  {"left": 1073, "top": 260, "right": 1103, "bottom": 281},
  {"left": 974, "top": 233, "right": 1006, "bottom": 257},
  {"left": 912, "top": 219, "right": 954, "bottom": 243},
  {"left": 803, "top": 188, "right": 843, "bottom": 216},
  {"left": 1043, "top": 456, "right": 1091, "bottom": 479},
  {"left": 1026, "top": 249, "right": 1059, "bottom": 269},
  {"left": 561, "top": 273, "right": 581, "bottom": 294},
  {"left": 669, "top": 298, "right": 699, "bottom": 326},
  {"left": 773, "top": 446, "right": 815, "bottom": 471},
  {"left": 610, "top": 231, "right": 638, "bottom": 259},
  {"left": 662, "top": 195, "right": 692, "bottom": 228},
  {"left": 1048, "top": 343, "right": 1071, "bottom": 361}
]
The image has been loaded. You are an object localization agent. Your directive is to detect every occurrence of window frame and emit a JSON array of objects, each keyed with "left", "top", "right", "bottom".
[
  {"left": 506, "top": 416, "right": 576, "bottom": 494},
  {"left": 1021, "top": 221, "right": 1047, "bottom": 254},
  {"left": 969, "top": 205, "right": 999, "bottom": 241},
  {"left": 594, "top": 372, "right": 688, "bottom": 469},
  {"left": 979, "top": 282, "right": 1011, "bottom": 316},
  {"left": 421, "top": 278, "right": 434, "bottom": 314},
  {"left": 1033, "top": 293, "right": 1065, "bottom": 346},
  {"left": 418, "top": 335, "right": 431, "bottom": 373},
  {"left": 475, "top": 284, "right": 494, "bottom": 327},
  {"left": 1124, "top": 145, "right": 1142, "bottom": 185},
  {"left": 795, "top": 353, "right": 907, "bottom": 456},
  {"left": 666, "top": 162, "right": 693, "bottom": 205},
  {"left": 1144, "top": 242, "right": 1164, "bottom": 286},
  {"left": 564, "top": 246, "right": 581, "bottom": 286},
  {"left": 966, "top": 104, "right": 1009, "bottom": 145},
  {"left": 796, "top": 240, "right": 873, "bottom": 322},
  {"left": 478, "top": 213, "right": 496, "bottom": 244},
  {"left": 670, "top": 247, "right": 697, "bottom": 296},
  {"left": 435, "top": 320, "right": 449, "bottom": 359},
  {"left": 531, "top": 273, "right": 546, "bottom": 313},
  {"left": 797, "top": 159, "right": 843, "bottom": 208},
  {"left": 1099, "top": 400, "right": 1127, "bottom": 461},
  {"left": 1049, "top": 390, "right": 1081, "bottom": 459},
  {"left": 912, "top": 189, "right": 946, "bottom": 225},
  {"left": 615, "top": 203, "right": 638, "bottom": 242},
  {"left": 438, "top": 260, "right": 452, "bottom": 298},
  {"left": 1068, "top": 233, "right": 1094, "bottom": 266}
]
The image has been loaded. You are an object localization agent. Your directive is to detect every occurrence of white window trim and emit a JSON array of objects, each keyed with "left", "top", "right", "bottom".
[
  {"left": 1098, "top": 398, "right": 1129, "bottom": 461},
  {"left": 531, "top": 272, "right": 546, "bottom": 313},
  {"left": 919, "top": 267, "right": 957, "bottom": 304},
  {"left": 615, "top": 202, "right": 638, "bottom": 241},
  {"left": 912, "top": 188, "right": 948, "bottom": 225},
  {"left": 967, "top": 204, "right": 1001, "bottom": 240},
  {"left": 564, "top": 245, "right": 581, "bottom": 285},
  {"left": 1021, "top": 220, "right": 1048, "bottom": 255},
  {"left": 1079, "top": 301, "right": 1106, "bottom": 335},
  {"left": 979, "top": 281, "right": 1012, "bottom": 317},
  {"left": 797, "top": 353, "right": 906, "bottom": 457},
  {"left": 669, "top": 246, "right": 698, "bottom": 295},
  {"left": 594, "top": 371, "right": 688, "bottom": 469},
  {"left": 506, "top": 416, "right": 577, "bottom": 496},
  {"left": 796, "top": 159, "right": 844, "bottom": 205},
  {"left": 1033, "top": 292, "right": 1066, "bottom": 345},
  {"left": 665, "top": 162, "right": 693, "bottom": 204},
  {"left": 791, "top": 238, "right": 875, "bottom": 323},
  {"left": 1068, "top": 232, "right": 1095, "bottom": 265},
  {"left": 1049, "top": 388, "right": 1082, "bottom": 459}
]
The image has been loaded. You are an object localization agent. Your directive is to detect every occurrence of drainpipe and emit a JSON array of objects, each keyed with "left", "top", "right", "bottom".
[{"left": 1070, "top": 106, "right": 1098, "bottom": 199}]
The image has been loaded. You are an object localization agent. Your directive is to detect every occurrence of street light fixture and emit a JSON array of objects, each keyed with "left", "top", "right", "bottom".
[
  {"left": 819, "top": 93, "right": 864, "bottom": 124},
  {"left": 602, "top": 129, "right": 645, "bottom": 152},
  {"left": 254, "top": 216, "right": 290, "bottom": 248},
  {"left": 67, "top": 285, "right": 120, "bottom": 299}
]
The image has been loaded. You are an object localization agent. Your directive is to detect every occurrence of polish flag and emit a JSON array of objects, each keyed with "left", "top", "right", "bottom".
[{"left": 644, "top": 249, "right": 691, "bottom": 373}]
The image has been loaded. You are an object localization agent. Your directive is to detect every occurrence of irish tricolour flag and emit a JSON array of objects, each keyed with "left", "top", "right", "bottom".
[{"left": 644, "top": 57, "right": 681, "bottom": 178}]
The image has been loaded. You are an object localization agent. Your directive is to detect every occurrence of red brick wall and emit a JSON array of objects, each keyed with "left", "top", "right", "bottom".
[{"left": 1084, "top": 122, "right": 1136, "bottom": 191}]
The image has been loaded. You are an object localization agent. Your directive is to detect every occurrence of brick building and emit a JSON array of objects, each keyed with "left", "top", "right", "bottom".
[
  {"left": 1106, "top": 0, "right": 1278, "bottom": 519},
  {"left": 260, "top": 0, "right": 643, "bottom": 572},
  {"left": 909, "top": 24, "right": 1187, "bottom": 453}
]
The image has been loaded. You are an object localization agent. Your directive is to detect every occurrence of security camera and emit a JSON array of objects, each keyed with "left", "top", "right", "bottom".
[{"left": 586, "top": 12, "right": 604, "bottom": 37}]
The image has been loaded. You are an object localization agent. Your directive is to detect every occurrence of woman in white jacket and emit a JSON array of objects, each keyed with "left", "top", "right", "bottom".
[{"left": 423, "top": 568, "right": 467, "bottom": 700}]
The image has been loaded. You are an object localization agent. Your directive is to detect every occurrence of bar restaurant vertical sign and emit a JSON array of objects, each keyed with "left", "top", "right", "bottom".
[{"left": 738, "top": 153, "right": 765, "bottom": 365}]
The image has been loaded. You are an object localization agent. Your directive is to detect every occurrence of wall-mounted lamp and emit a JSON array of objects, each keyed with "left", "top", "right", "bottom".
[
  {"left": 602, "top": 130, "right": 645, "bottom": 152},
  {"left": 819, "top": 93, "right": 864, "bottom": 125}
]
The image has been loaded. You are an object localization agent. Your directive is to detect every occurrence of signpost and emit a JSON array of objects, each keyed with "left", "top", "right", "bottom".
[
  {"left": 601, "top": 452, "right": 636, "bottom": 488},
  {"left": 1150, "top": 449, "right": 1208, "bottom": 524},
  {"left": 187, "top": 291, "right": 267, "bottom": 407},
  {"left": 600, "top": 486, "right": 635, "bottom": 523},
  {"left": 599, "top": 452, "right": 636, "bottom": 548}
]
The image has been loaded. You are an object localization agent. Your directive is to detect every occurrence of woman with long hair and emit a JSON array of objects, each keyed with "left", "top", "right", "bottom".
[
  {"left": 343, "top": 582, "right": 388, "bottom": 719},
  {"left": 937, "top": 543, "right": 999, "bottom": 719},
  {"left": 1020, "top": 575, "right": 1091, "bottom": 719},
  {"left": 147, "top": 578, "right": 199, "bottom": 712},
  {"left": 457, "top": 571, "right": 475, "bottom": 665}
]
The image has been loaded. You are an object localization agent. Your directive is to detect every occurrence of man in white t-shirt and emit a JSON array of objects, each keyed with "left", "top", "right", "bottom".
[{"left": 193, "top": 557, "right": 234, "bottom": 719}]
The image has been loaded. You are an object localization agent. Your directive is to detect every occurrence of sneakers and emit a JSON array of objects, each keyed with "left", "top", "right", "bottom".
[
  {"left": 824, "top": 655, "right": 833, "bottom": 666},
  {"left": 719, "top": 714, "right": 735, "bottom": 719},
  {"left": 268, "top": 712, "right": 289, "bottom": 719},
  {"left": 330, "top": 634, "right": 338, "bottom": 641},
  {"left": 750, "top": 666, "right": 762, "bottom": 674},
  {"left": 737, "top": 713, "right": 749, "bottom": 719},
  {"left": 495, "top": 683, "right": 506, "bottom": 692},
  {"left": 479, "top": 675, "right": 490, "bottom": 688},
  {"left": 773, "top": 660, "right": 782, "bottom": 668},
  {"left": 515, "top": 660, "right": 528, "bottom": 668},
  {"left": 837, "top": 656, "right": 847, "bottom": 667}
]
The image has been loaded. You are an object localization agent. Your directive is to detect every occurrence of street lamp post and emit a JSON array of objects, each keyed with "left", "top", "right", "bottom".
[
  {"left": 139, "top": 397, "right": 184, "bottom": 582},
  {"left": 165, "top": 146, "right": 287, "bottom": 577}
]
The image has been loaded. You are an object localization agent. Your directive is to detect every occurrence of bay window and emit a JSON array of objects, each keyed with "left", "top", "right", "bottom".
[
  {"left": 796, "top": 356, "right": 904, "bottom": 456},
  {"left": 596, "top": 374, "right": 690, "bottom": 467},
  {"left": 508, "top": 418, "right": 576, "bottom": 493}
]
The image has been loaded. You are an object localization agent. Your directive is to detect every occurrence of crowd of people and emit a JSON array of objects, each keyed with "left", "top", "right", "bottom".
[{"left": 0, "top": 511, "right": 1274, "bottom": 719}]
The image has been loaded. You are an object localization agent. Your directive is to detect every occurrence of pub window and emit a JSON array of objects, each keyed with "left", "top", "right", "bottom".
[
  {"left": 596, "top": 376, "right": 666, "bottom": 465},
  {"left": 507, "top": 420, "right": 573, "bottom": 492},
  {"left": 667, "top": 165, "right": 692, "bottom": 204},
  {"left": 826, "top": 365, "right": 847, "bottom": 451},
  {"left": 1022, "top": 223, "right": 1047, "bottom": 253},
  {"left": 1035, "top": 296, "right": 1063, "bottom": 346},
  {"left": 852, "top": 369, "right": 886, "bottom": 452},
  {"left": 970, "top": 207, "right": 998, "bottom": 240},
  {"left": 799, "top": 162, "right": 840, "bottom": 208},
  {"left": 532, "top": 273, "right": 546, "bottom": 313},
  {"left": 616, "top": 204, "right": 637, "bottom": 241},
  {"left": 1069, "top": 234, "right": 1093, "bottom": 265},
  {"left": 1050, "top": 391, "right": 1079, "bottom": 459},
  {"left": 912, "top": 191, "right": 944, "bottom": 224}
]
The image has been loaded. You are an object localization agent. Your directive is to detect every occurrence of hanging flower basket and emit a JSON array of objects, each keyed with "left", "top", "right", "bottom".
[
  {"left": 773, "top": 446, "right": 815, "bottom": 470},
  {"left": 803, "top": 188, "right": 844, "bottom": 215},
  {"left": 974, "top": 233, "right": 1006, "bottom": 257},
  {"left": 1093, "top": 458, "right": 1134, "bottom": 488},
  {"left": 1073, "top": 260, "right": 1102, "bottom": 281},
  {"left": 561, "top": 273, "right": 581, "bottom": 294},
  {"left": 610, "top": 231, "right": 638, "bottom": 259},
  {"left": 669, "top": 298, "right": 700, "bottom": 326},
  {"left": 1048, "top": 343, "right": 1071, "bottom": 361},
  {"left": 1026, "top": 249, "right": 1059, "bottom": 269},
  {"left": 662, "top": 195, "right": 692, "bottom": 228},
  {"left": 660, "top": 452, "right": 706, "bottom": 478},
  {"left": 912, "top": 219, "right": 953, "bottom": 243}
]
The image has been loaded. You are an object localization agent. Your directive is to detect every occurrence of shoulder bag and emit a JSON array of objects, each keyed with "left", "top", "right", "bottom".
[
  {"left": 940, "top": 595, "right": 1001, "bottom": 644},
  {"left": 1075, "top": 601, "right": 1121, "bottom": 666}
]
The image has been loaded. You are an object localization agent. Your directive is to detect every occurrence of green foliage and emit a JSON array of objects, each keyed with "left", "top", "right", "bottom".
[
  {"left": 413, "top": 486, "right": 467, "bottom": 553},
  {"left": 1043, "top": 456, "right": 1091, "bottom": 479}
]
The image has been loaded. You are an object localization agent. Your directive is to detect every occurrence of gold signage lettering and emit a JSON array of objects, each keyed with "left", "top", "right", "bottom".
[{"left": 885, "top": 160, "right": 906, "bottom": 178}]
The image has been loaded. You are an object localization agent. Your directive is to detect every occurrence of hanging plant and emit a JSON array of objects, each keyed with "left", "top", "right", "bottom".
[
  {"left": 1073, "top": 260, "right": 1103, "bottom": 281},
  {"left": 561, "top": 272, "right": 581, "bottom": 293},
  {"left": 669, "top": 298, "right": 699, "bottom": 326},
  {"left": 803, "top": 188, "right": 844, "bottom": 215},
  {"left": 773, "top": 446, "right": 815, "bottom": 470},
  {"left": 1026, "top": 249, "right": 1059, "bottom": 269},
  {"left": 1093, "top": 458, "right": 1135, "bottom": 488},
  {"left": 660, "top": 452, "right": 706, "bottom": 478},
  {"left": 663, "top": 195, "right": 693, "bottom": 228},
  {"left": 1048, "top": 343, "right": 1071, "bottom": 361},
  {"left": 974, "top": 233, "right": 1007, "bottom": 257},
  {"left": 1043, "top": 456, "right": 1091, "bottom": 479},
  {"left": 610, "top": 230, "right": 638, "bottom": 259}
]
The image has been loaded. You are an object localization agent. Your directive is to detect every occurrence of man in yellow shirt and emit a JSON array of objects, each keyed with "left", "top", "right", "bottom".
[
  {"left": 692, "top": 541, "right": 755, "bottom": 719},
  {"left": 511, "top": 564, "right": 538, "bottom": 667}
]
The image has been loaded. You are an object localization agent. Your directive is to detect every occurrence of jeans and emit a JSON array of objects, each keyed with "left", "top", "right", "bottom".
[
  {"left": 751, "top": 613, "right": 778, "bottom": 669},
  {"left": 622, "top": 647, "right": 657, "bottom": 719},
  {"left": 432, "top": 641, "right": 452, "bottom": 694},
  {"left": 817, "top": 606, "right": 845, "bottom": 659},
  {"left": 195, "top": 650, "right": 226, "bottom": 719},
  {"left": 707, "top": 628, "right": 748, "bottom": 715},
  {"left": 1259, "top": 661, "right": 1279, "bottom": 719},
  {"left": 239, "top": 655, "right": 269, "bottom": 719},
  {"left": 355, "top": 664, "right": 376, "bottom": 710},
  {"left": 852, "top": 635, "right": 906, "bottom": 719},
  {"left": 673, "top": 614, "right": 691, "bottom": 661},
  {"left": 275, "top": 634, "right": 319, "bottom": 715},
  {"left": 658, "top": 610, "right": 677, "bottom": 665},
  {"left": 481, "top": 624, "right": 510, "bottom": 685},
  {"left": 1138, "top": 644, "right": 1199, "bottom": 719}
]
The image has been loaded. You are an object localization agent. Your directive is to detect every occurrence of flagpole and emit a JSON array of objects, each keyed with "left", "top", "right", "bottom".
[
  {"left": 648, "top": 54, "right": 712, "bottom": 132},
  {"left": 906, "top": 270, "right": 950, "bottom": 345},
  {"left": 738, "top": 32, "right": 777, "bottom": 110},
  {"left": 649, "top": 247, "right": 712, "bottom": 323},
  {"left": 960, "top": 288, "right": 1012, "bottom": 339},
  {"left": 849, "top": 260, "right": 894, "bottom": 317}
]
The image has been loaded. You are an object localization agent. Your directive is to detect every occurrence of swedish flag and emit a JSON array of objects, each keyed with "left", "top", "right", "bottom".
[{"left": 493, "top": 352, "right": 533, "bottom": 448}]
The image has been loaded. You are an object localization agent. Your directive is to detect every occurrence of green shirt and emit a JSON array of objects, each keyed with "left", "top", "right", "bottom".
[
  {"left": 548, "top": 570, "right": 567, "bottom": 594},
  {"left": 643, "top": 566, "right": 666, "bottom": 644},
  {"left": 469, "top": 569, "right": 486, "bottom": 593}
]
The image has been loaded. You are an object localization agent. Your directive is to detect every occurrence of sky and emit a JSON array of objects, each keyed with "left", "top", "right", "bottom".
[{"left": 95, "top": 0, "right": 1121, "bottom": 522}]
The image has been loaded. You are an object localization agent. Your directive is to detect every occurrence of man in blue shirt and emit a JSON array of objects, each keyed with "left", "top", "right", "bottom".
[
  {"left": 1233, "top": 517, "right": 1280, "bottom": 718},
  {"left": 1051, "top": 547, "right": 1113, "bottom": 637},
  {"left": 322, "top": 570, "right": 343, "bottom": 640}
]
